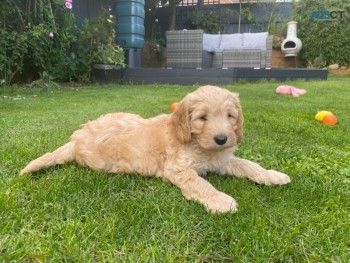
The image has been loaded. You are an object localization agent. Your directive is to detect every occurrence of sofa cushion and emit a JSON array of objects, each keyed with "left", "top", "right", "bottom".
[
  {"left": 243, "top": 32, "right": 268, "bottom": 50},
  {"left": 203, "top": 33, "right": 222, "bottom": 52},
  {"left": 219, "top": 34, "right": 243, "bottom": 51}
]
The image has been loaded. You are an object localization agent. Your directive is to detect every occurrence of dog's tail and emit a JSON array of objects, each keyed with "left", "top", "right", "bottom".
[{"left": 20, "top": 142, "right": 76, "bottom": 175}]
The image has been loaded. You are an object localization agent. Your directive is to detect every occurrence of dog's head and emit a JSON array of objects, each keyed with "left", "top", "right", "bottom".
[{"left": 171, "top": 85, "right": 243, "bottom": 150}]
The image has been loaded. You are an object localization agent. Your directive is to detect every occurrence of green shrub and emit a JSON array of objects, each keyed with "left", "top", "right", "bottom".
[
  {"left": 293, "top": 0, "right": 350, "bottom": 67},
  {"left": 24, "top": 6, "right": 91, "bottom": 82},
  {"left": 81, "top": 9, "right": 125, "bottom": 67},
  {"left": 190, "top": 8, "right": 227, "bottom": 34},
  {"left": 46, "top": 9, "right": 90, "bottom": 82},
  {"left": 0, "top": 1, "right": 124, "bottom": 85},
  {"left": 0, "top": 29, "right": 28, "bottom": 85}
]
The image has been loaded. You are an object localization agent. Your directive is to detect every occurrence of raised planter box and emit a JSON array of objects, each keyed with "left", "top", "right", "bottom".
[
  {"left": 272, "top": 48, "right": 301, "bottom": 68},
  {"left": 233, "top": 68, "right": 327, "bottom": 82},
  {"left": 123, "top": 68, "right": 328, "bottom": 85},
  {"left": 91, "top": 63, "right": 123, "bottom": 83}
]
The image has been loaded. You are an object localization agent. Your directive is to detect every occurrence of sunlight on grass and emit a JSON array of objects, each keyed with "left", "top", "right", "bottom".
[{"left": 1, "top": 76, "right": 349, "bottom": 261}]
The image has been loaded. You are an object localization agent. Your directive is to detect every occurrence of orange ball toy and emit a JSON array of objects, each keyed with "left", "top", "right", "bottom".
[
  {"left": 322, "top": 114, "right": 337, "bottom": 125},
  {"left": 170, "top": 102, "right": 178, "bottom": 112}
]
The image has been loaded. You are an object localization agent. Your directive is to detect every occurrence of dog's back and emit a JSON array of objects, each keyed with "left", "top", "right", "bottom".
[{"left": 20, "top": 113, "right": 171, "bottom": 176}]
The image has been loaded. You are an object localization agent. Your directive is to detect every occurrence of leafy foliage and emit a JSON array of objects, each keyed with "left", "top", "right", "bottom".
[
  {"left": 293, "top": 0, "right": 350, "bottom": 67},
  {"left": 82, "top": 11, "right": 125, "bottom": 66},
  {"left": 190, "top": 8, "right": 230, "bottom": 34},
  {"left": 0, "top": 0, "right": 124, "bottom": 85},
  {"left": 0, "top": 29, "right": 28, "bottom": 84}
]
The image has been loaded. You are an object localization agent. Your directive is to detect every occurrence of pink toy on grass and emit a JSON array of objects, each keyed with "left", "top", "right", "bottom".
[{"left": 276, "top": 85, "right": 306, "bottom": 97}]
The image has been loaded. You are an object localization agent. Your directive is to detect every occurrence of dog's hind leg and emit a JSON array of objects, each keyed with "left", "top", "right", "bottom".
[{"left": 20, "top": 142, "right": 76, "bottom": 175}]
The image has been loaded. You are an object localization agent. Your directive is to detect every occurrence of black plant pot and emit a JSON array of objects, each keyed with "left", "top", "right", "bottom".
[{"left": 91, "top": 63, "right": 123, "bottom": 83}]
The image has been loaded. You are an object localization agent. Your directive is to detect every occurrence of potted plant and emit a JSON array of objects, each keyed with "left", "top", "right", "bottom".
[
  {"left": 91, "top": 36, "right": 125, "bottom": 83},
  {"left": 93, "top": 38, "right": 125, "bottom": 66},
  {"left": 86, "top": 8, "right": 125, "bottom": 83}
]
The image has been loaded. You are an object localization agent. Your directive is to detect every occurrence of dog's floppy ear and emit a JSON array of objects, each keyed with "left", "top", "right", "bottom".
[
  {"left": 171, "top": 99, "right": 191, "bottom": 144},
  {"left": 230, "top": 92, "right": 244, "bottom": 143},
  {"left": 236, "top": 105, "right": 244, "bottom": 143}
]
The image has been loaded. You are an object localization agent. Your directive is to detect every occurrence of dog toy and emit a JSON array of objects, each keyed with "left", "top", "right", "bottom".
[
  {"left": 315, "top": 111, "right": 337, "bottom": 125},
  {"left": 315, "top": 111, "right": 332, "bottom": 121},
  {"left": 322, "top": 114, "right": 337, "bottom": 125},
  {"left": 170, "top": 102, "right": 178, "bottom": 112},
  {"left": 276, "top": 85, "right": 306, "bottom": 97}
]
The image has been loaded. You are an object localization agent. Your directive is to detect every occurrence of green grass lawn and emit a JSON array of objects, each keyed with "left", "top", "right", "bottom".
[{"left": 1, "top": 76, "right": 349, "bottom": 262}]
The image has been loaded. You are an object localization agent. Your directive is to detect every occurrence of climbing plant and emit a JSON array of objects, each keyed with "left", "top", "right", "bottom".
[
  {"left": 293, "top": 0, "right": 350, "bottom": 67},
  {"left": 0, "top": 0, "right": 124, "bottom": 85}
]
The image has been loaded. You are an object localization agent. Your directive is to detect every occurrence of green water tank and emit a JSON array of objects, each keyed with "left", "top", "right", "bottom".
[{"left": 116, "top": 0, "right": 145, "bottom": 49}]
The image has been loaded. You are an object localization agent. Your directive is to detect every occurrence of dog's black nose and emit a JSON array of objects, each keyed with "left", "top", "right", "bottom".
[{"left": 214, "top": 135, "right": 227, "bottom": 145}]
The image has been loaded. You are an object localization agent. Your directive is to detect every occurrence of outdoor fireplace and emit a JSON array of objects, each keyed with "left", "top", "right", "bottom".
[{"left": 281, "top": 21, "right": 302, "bottom": 57}]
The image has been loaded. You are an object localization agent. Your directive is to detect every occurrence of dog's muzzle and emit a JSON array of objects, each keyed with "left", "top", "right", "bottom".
[{"left": 214, "top": 135, "right": 227, "bottom": 145}]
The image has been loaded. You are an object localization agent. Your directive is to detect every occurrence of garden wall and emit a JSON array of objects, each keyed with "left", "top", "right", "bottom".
[
  {"left": 72, "top": 1, "right": 297, "bottom": 69},
  {"left": 155, "top": 2, "right": 293, "bottom": 33},
  {"left": 73, "top": 0, "right": 115, "bottom": 26},
  {"left": 73, "top": 1, "right": 293, "bottom": 34}
]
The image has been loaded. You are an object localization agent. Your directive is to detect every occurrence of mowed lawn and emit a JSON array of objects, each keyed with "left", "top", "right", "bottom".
[{"left": 1, "top": 76, "right": 349, "bottom": 262}]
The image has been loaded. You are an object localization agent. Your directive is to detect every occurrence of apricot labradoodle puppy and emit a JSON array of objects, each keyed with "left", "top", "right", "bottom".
[{"left": 21, "top": 85, "right": 290, "bottom": 213}]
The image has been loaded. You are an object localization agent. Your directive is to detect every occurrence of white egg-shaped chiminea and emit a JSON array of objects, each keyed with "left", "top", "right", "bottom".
[{"left": 281, "top": 21, "right": 302, "bottom": 57}]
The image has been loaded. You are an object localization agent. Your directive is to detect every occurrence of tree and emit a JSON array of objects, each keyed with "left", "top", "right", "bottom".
[
  {"left": 158, "top": 0, "right": 182, "bottom": 30},
  {"left": 237, "top": 0, "right": 257, "bottom": 33},
  {"left": 168, "top": 0, "right": 182, "bottom": 30}
]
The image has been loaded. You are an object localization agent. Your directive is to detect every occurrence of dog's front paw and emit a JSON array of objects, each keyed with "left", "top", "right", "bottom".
[
  {"left": 257, "top": 170, "right": 291, "bottom": 186},
  {"left": 204, "top": 192, "right": 238, "bottom": 213}
]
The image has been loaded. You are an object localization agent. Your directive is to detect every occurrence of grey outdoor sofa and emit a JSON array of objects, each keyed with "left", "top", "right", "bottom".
[{"left": 166, "top": 29, "right": 273, "bottom": 69}]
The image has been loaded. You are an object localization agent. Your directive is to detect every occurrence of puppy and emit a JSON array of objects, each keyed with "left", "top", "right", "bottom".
[{"left": 21, "top": 85, "right": 290, "bottom": 213}]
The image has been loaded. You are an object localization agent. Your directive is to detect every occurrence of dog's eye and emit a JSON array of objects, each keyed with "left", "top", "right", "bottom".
[
  {"left": 199, "top": 115, "right": 208, "bottom": 121},
  {"left": 228, "top": 111, "right": 238, "bottom": 119}
]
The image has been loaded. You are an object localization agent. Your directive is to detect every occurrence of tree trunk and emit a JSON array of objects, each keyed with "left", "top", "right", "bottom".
[
  {"left": 238, "top": 0, "right": 242, "bottom": 33},
  {"left": 169, "top": 6, "right": 176, "bottom": 30}
]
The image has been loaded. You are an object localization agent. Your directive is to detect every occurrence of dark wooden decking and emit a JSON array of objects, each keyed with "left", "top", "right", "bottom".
[
  {"left": 122, "top": 68, "right": 328, "bottom": 85},
  {"left": 92, "top": 67, "right": 328, "bottom": 85}
]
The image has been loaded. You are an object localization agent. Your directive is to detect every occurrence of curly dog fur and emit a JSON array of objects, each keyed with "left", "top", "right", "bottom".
[{"left": 21, "top": 85, "right": 290, "bottom": 213}]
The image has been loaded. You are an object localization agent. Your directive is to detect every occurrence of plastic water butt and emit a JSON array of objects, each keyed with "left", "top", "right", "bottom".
[{"left": 116, "top": 0, "right": 145, "bottom": 67}]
